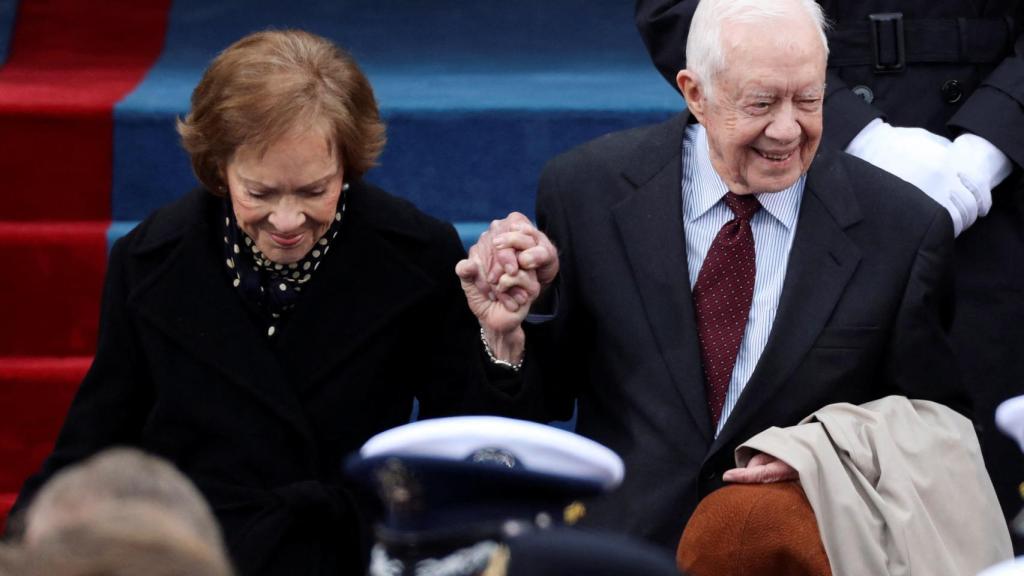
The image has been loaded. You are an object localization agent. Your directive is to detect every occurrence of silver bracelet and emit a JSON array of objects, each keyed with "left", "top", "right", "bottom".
[{"left": 479, "top": 328, "right": 524, "bottom": 373}]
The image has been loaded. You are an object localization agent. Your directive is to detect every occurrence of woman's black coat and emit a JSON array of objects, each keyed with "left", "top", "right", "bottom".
[{"left": 13, "top": 183, "right": 514, "bottom": 575}]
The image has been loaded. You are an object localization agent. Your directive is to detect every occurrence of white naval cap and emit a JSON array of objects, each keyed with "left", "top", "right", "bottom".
[
  {"left": 359, "top": 415, "right": 624, "bottom": 490},
  {"left": 996, "top": 395, "right": 1024, "bottom": 454}
]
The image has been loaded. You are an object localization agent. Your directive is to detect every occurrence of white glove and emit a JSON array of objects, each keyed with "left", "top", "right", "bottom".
[
  {"left": 846, "top": 119, "right": 975, "bottom": 236},
  {"left": 950, "top": 133, "right": 1013, "bottom": 220},
  {"left": 996, "top": 395, "right": 1024, "bottom": 455}
]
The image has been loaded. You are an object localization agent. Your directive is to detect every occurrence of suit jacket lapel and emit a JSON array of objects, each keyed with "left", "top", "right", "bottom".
[
  {"left": 129, "top": 196, "right": 318, "bottom": 451},
  {"left": 612, "top": 112, "right": 714, "bottom": 441},
  {"left": 712, "top": 151, "right": 863, "bottom": 452}
]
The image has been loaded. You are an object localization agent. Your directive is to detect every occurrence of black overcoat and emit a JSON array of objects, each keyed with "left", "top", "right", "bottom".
[
  {"left": 636, "top": 0, "right": 1024, "bottom": 549},
  {"left": 13, "top": 183, "right": 513, "bottom": 575}
]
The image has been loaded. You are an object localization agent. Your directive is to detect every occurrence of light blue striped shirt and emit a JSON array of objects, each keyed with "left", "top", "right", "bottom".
[{"left": 681, "top": 124, "right": 804, "bottom": 436}]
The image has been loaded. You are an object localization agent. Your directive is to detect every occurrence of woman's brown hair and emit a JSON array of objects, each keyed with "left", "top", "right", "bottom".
[{"left": 177, "top": 29, "right": 386, "bottom": 194}]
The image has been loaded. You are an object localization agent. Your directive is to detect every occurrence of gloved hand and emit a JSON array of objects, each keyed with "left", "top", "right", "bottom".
[
  {"left": 846, "top": 119, "right": 974, "bottom": 236},
  {"left": 950, "top": 132, "right": 1013, "bottom": 220}
]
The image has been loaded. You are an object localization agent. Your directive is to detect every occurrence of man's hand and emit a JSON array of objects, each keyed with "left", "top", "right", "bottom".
[
  {"left": 456, "top": 212, "right": 560, "bottom": 363},
  {"left": 484, "top": 212, "right": 560, "bottom": 290},
  {"left": 722, "top": 452, "right": 798, "bottom": 484},
  {"left": 846, "top": 119, "right": 977, "bottom": 236}
]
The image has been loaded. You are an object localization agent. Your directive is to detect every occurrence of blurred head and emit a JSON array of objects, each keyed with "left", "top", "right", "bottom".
[
  {"left": 23, "top": 448, "right": 223, "bottom": 551},
  {"left": 0, "top": 544, "right": 26, "bottom": 576},
  {"left": 24, "top": 504, "right": 235, "bottom": 576},
  {"left": 676, "top": 0, "right": 828, "bottom": 195},
  {"left": 177, "top": 29, "right": 386, "bottom": 263}
]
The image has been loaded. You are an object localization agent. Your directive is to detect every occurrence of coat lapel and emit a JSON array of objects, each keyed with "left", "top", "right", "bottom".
[
  {"left": 274, "top": 184, "right": 437, "bottom": 388},
  {"left": 129, "top": 196, "right": 318, "bottom": 451},
  {"left": 611, "top": 113, "right": 714, "bottom": 441},
  {"left": 712, "top": 152, "right": 863, "bottom": 453}
]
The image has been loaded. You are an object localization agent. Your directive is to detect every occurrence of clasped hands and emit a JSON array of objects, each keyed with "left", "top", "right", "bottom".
[
  {"left": 454, "top": 214, "right": 797, "bottom": 483},
  {"left": 846, "top": 119, "right": 1012, "bottom": 236},
  {"left": 455, "top": 212, "right": 559, "bottom": 360}
]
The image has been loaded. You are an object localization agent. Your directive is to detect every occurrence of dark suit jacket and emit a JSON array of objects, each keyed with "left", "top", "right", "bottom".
[
  {"left": 635, "top": 0, "right": 1024, "bottom": 550},
  {"left": 520, "top": 112, "right": 968, "bottom": 549},
  {"left": 12, "top": 183, "right": 513, "bottom": 576}
]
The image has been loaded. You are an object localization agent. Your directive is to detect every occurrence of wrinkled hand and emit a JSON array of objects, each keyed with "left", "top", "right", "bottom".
[
  {"left": 455, "top": 213, "right": 557, "bottom": 330},
  {"left": 483, "top": 212, "right": 560, "bottom": 290},
  {"left": 722, "top": 452, "right": 798, "bottom": 484},
  {"left": 846, "top": 119, "right": 975, "bottom": 236}
]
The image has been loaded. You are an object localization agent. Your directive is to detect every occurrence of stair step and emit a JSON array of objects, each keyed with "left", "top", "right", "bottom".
[
  {"left": 0, "top": 0, "right": 170, "bottom": 220},
  {"left": 114, "top": 101, "right": 676, "bottom": 223},
  {"left": 110, "top": 0, "right": 679, "bottom": 222},
  {"left": 0, "top": 222, "right": 107, "bottom": 356},
  {"left": 0, "top": 0, "right": 16, "bottom": 67},
  {"left": 0, "top": 492, "right": 15, "bottom": 535},
  {"left": 0, "top": 356, "right": 89, "bottom": 493}
]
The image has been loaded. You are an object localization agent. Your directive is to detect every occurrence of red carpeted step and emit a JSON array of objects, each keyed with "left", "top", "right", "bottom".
[
  {"left": 0, "top": 492, "right": 15, "bottom": 535},
  {"left": 0, "top": 356, "right": 88, "bottom": 494},
  {"left": 0, "top": 222, "right": 107, "bottom": 356},
  {"left": 0, "top": 0, "right": 171, "bottom": 220}
]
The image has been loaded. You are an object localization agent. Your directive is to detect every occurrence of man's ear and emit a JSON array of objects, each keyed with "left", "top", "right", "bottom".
[{"left": 676, "top": 69, "right": 706, "bottom": 123}]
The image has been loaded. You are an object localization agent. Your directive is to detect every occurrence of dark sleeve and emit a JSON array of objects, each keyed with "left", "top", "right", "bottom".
[
  {"left": 634, "top": 0, "right": 698, "bottom": 88},
  {"left": 635, "top": 0, "right": 883, "bottom": 150},
  {"left": 8, "top": 238, "right": 153, "bottom": 532},
  {"left": 883, "top": 208, "right": 971, "bottom": 417},
  {"left": 820, "top": 69, "right": 884, "bottom": 151},
  {"left": 412, "top": 224, "right": 530, "bottom": 420},
  {"left": 512, "top": 162, "right": 583, "bottom": 423},
  {"left": 949, "top": 23, "right": 1024, "bottom": 169}
]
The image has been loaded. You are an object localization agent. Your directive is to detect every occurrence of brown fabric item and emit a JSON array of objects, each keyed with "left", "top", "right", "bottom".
[{"left": 676, "top": 482, "right": 831, "bottom": 576}]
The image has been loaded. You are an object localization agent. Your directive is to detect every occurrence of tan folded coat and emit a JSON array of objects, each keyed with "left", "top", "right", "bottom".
[{"left": 736, "top": 396, "right": 1012, "bottom": 576}]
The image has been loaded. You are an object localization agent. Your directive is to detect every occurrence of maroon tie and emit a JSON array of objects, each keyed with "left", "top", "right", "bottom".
[{"left": 693, "top": 192, "right": 760, "bottom": 427}]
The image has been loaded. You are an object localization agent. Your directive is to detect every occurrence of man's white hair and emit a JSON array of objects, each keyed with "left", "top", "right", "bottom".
[{"left": 685, "top": 0, "right": 829, "bottom": 99}]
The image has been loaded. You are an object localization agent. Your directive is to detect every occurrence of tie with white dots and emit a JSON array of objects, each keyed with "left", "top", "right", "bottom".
[{"left": 693, "top": 192, "right": 760, "bottom": 427}]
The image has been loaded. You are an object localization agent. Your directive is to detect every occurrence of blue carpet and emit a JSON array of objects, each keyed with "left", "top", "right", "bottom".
[
  {"left": 0, "top": 0, "right": 17, "bottom": 67},
  {"left": 112, "top": 0, "right": 682, "bottom": 223},
  {"left": 109, "top": 219, "right": 491, "bottom": 253}
]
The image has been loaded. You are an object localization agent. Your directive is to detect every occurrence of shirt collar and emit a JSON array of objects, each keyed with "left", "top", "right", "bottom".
[{"left": 682, "top": 123, "right": 804, "bottom": 230}]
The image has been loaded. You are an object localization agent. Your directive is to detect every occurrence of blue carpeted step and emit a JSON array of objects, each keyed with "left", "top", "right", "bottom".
[
  {"left": 0, "top": 0, "right": 16, "bottom": 67},
  {"left": 109, "top": 220, "right": 491, "bottom": 253},
  {"left": 112, "top": 0, "right": 681, "bottom": 223}
]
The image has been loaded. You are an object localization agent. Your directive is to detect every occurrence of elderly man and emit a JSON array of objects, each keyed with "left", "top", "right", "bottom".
[
  {"left": 636, "top": 0, "right": 1024, "bottom": 551},
  {"left": 458, "top": 0, "right": 969, "bottom": 550}
]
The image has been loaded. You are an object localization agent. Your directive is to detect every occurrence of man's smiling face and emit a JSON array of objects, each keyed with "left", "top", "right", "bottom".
[{"left": 682, "top": 15, "right": 826, "bottom": 195}]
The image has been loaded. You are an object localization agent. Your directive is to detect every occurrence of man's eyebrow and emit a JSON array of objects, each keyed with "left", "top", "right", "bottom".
[{"left": 798, "top": 84, "right": 827, "bottom": 97}]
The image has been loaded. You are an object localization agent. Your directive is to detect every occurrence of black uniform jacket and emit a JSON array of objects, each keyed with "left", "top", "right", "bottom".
[
  {"left": 519, "top": 112, "right": 968, "bottom": 549},
  {"left": 12, "top": 183, "right": 516, "bottom": 575}
]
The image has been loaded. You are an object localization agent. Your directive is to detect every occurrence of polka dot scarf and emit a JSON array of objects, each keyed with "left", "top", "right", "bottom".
[{"left": 222, "top": 190, "right": 346, "bottom": 338}]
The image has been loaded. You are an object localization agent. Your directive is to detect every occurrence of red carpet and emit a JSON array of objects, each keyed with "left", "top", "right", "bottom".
[
  {"left": 0, "top": 357, "right": 89, "bottom": 491},
  {"left": 0, "top": 222, "right": 108, "bottom": 356},
  {"left": 0, "top": 356, "right": 89, "bottom": 531},
  {"left": 0, "top": 0, "right": 172, "bottom": 525},
  {"left": 0, "top": 0, "right": 171, "bottom": 220}
]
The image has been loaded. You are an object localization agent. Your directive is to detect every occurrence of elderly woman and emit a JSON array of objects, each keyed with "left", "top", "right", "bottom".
[{"left": 11, "top": 30, "right": 533, "bottom": 576}]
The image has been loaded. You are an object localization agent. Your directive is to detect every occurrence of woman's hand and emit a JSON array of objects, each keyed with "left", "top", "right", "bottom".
[{"left": 456, "top": 212, "right": 559, "bottom": 363}]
